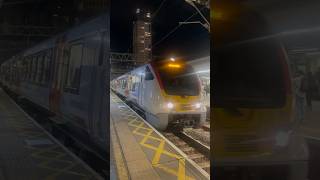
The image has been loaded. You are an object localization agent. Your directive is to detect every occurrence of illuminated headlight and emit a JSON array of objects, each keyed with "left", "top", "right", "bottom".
[
  {"left": 195, "top": 103, "right": 201, "bottom": 109},
  {"left": 167, "top": 102, "right": 174, "bottom": 109},
  {"left": 275, "top": 131, "right": 290, "bottom": 147}
]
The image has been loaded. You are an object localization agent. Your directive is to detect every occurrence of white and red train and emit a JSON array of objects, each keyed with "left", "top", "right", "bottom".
[{"left": 111, "top": 59, "right": 207, "bottom": 130}]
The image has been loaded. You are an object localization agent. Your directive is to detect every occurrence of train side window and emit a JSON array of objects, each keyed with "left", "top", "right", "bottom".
[
  {"left": 145, "top": 66, "right": 154, "bottom": 80},
  {"left": 32, "top": 56, "right": 38, "bottom": 82},
  {"left": 37, "top": 54, "right": 45, "bottom": 84},
  {"left": 65, "top": 44, "right": 83, "bottom": 91},
  {"left": 44, "top": 49, "right": 52, "bottom": 84},
  {"left": 28, "top": 57, "right": 32, "bottom": 80},
  {"left": 22, "top": 58, "right": 27, "bottom": 81}
]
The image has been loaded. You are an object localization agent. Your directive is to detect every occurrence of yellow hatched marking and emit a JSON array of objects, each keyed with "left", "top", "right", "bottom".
[
  {"left": 111, "top": 94, "right": 195, "bottom": 180},
  {"left": 128, "top": 118, "right": 194, "bottom": 180}
]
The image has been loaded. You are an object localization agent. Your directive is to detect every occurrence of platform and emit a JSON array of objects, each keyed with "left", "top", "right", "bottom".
[
  {"left": 0, "top": 88, "right": 102, "bottom": 180},
  {"left": 297, "top": 101, "right": 320, "bottom": 139},
  {"left": 110, "top": 92, "right": 209, "bottom": 180}
]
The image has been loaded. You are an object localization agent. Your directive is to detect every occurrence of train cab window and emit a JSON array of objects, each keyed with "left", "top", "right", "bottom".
[
  {"left": 65, "top": 44, "right": 83, "bottom": 91},
  {"left": 145, "top": 66, "right": 154, "bottom": 80},
  {"left": 213, "top": 7, "right": 286, "bottom": 108},
  {"left": 157, "top": 65, "right": 200, "bottom": 96}
]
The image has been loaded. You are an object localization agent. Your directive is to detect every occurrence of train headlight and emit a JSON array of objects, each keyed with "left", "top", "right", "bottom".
[
  {"left": 195, "top": 103, "right": 201, "bottom": 109},
  {"left": 167, "top": 102, "right": 174, "bottom": 109}
]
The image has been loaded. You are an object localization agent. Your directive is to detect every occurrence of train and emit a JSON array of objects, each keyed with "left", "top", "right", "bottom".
[
  {"left": 0, "top": 14, "right": 109, "bottom": 158},
  {"left": 111, "top": 59, "right": 207, "bottom": 130},
  {"left": 212, "top": 1, "right": 308, "bottom": 180}
]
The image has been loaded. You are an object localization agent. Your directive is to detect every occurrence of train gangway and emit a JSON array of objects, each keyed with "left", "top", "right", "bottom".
[
  {"left": 110, "top": 92, "right": 210, "bottom": 180},
  {"left": 0, "top": 88, "right": 103, "bottom": 180}
]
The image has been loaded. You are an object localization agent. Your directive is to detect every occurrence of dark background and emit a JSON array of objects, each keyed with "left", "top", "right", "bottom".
[
  {"left": 111, "top": 0, "right": 210, "bottom": 60},
  {"left": 0, "top": 0, "right": 108, "bottom": 64}
]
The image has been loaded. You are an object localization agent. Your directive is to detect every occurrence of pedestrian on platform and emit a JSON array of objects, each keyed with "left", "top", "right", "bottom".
[
  {"left": 306, "top": 71, "right": 318, "bottom": 111},
  {"left": 205, "top": 84, "right": 210, "bottom": 97},
  {"left": 294, "top": 71, "right": 306, "bottom": 124}
]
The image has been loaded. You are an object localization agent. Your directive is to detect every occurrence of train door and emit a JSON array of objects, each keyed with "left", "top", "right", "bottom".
[
  {"left": 49, "top": 35, "right": 67, "bottom": 113},
  {"left": 138, "top": 68, "right": 145, "bottom": 107},
  {"left": 143, "top": 65, "right": 155, "bottom": 111}
]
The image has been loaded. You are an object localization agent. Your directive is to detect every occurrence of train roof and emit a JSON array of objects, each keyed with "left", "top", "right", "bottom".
[{"left": 16, "top": 13, "right": 109, "bottom": 57}]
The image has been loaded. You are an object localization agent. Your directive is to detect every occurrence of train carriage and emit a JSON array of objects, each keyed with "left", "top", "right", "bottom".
[
  {"left": 111, "top": 59, "right": 207, "bottom": 130},
  {"left": 0, "top": 14, "right": 109, "bottom": 157}
]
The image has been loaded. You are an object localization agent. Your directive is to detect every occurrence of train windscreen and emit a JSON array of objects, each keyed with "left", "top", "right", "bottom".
[
  {"left": 213, "top": 4, "right": 288, "bottom": 108},
  {"left": 213, "top": 39, "right": 286, "bottom": 108},
  {"left": 158, "top": 65, "right": 200, "bottom": 96}
]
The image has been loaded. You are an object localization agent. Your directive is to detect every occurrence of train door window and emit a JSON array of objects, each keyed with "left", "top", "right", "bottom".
[
  {"left": 132, "top": 82, "right": 136, "bottom": 91},
  {"left": 65, "top": 43, "right": 83, "bottom": 92},
  {"left": 145, "top": 66, "right": 154, "bottom": 80},
  {"left": 122, "top": 79, "right": 127, "bottom": 89}
]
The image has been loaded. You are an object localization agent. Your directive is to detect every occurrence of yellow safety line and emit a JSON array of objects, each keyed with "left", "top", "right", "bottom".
[
  {"left": 110, "top": 115, "right": 130, "bottom": 180},
  {"left": 111, "top": 94, "right": 195, "bottom": 180}
]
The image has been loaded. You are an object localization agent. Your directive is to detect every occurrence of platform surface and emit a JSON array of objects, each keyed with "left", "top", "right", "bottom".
[
  {"left": 0, "top": 88, "right": 102, "bottom": 180},
  {"left": 110, "top": 92, "right": 209, "bottom": 180}
]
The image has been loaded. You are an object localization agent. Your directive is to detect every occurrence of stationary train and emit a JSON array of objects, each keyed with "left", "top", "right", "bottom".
[
  {"left": 0, "top": 14, "right": 109, "bottom": 157},
  {"left": 111, "top": 59, "right": 207, "bottom": 130},
  {"left": 212, "top": 1, "right": 308, "bottom": 180}
]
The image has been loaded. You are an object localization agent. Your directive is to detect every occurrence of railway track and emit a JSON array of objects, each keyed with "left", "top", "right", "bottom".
[
  {"left": 184, "top": 127, "right": 210, "bottom": 147},
  {"left": 163, "top": 129, "right": 210, "bottom": 174}
]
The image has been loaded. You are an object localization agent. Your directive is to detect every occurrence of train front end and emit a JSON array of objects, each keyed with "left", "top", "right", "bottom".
[
  {"left": 148, "top": 60, "right": 207, "bottom": 130},
  {"left": 212, "top": 1, "right": 308, "bottom": 179}
]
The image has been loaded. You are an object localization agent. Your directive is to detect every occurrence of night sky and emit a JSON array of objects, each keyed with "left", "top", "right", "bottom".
[{"left": 110, "top": 0, "right": 210, "bottom": 60}]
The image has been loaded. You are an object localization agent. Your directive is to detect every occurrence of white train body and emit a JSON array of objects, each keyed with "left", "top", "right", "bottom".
[{"left": 111, "top": 60, "right": 207, "bottom": 130}]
